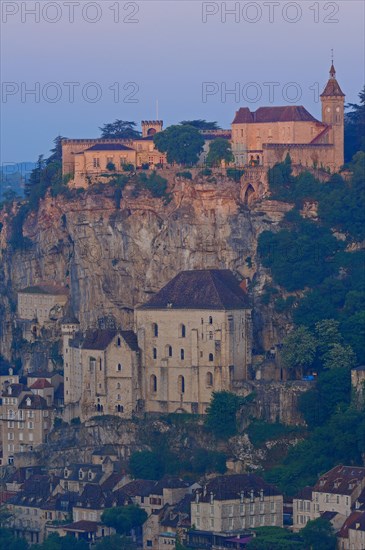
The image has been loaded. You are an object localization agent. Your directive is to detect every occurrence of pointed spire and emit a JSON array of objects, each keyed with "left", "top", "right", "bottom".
[{"left": 320, "top": 59, "right": 345, "bottom": 98}]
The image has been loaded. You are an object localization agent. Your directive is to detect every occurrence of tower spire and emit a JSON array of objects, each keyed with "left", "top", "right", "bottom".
[{"left": 330, "top": 49, "right": 336, "bottom": 78}]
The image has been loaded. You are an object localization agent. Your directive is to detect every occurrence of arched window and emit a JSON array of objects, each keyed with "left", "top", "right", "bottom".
[
  {"left": 152, "top": 323, "right": 159, "bottom": 337},
  {"left": 209, "top": 316, "right": 213, "bottom": 325},
  {"left": 117, "top": 383, "right": 121, "bottom": 390},
  {"left": 153, "top": 347, "right": 157, "bottom": 359},
  {"left": 178, "top": 375, "right": 185, "bottom": 394},
  {"left": 150, "top": 375, "right": 157, "bottom": 393},
  {"left": 180, "top": 324, "right": 186, "bottom": 338},
  {"left": 165, "top": 345, "right": 172, "bottom": 357},
  {"left": 116, "top": 404, "right": 124, "bottom": 413},
  {"left": 206, "top": 372, "right": 213, "bottom": 387},
  {"left": 117, "top": 394, "right": 121, "bottom": 401},
  {"left": 180, "top": 349, "right": 185, "bottom": 360},
  {"left": 117, "top": 337, "right": 121, "bottom": 347},
  {"left": 117, "top": 363, "right": 122, "bottom": 372},
  {"left": 209, "top": 353, "right": 214, "bottom": 362},
  {"left": 97, "top": 404, "right": 101, "bottom": 412}
]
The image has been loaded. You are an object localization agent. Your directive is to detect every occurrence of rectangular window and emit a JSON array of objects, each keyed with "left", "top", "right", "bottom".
[{"left": 93, "top": 158, "right": 100, "bottom": 168}]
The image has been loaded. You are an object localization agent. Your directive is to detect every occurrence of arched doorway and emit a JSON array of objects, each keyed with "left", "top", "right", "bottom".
[{"left": 244, "top": 184, "right": 256, "bottom": 205}]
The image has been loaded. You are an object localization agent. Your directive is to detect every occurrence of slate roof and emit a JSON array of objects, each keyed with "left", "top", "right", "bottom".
[
  {"left": 194, "top": 474, "right": 281, "bottom": 502},
  {"left": 321, "top": 66, "right": 345, "bottom": 97},
  {"left": 232, "top": 105, "right": 319, "bottom": 124},
  {"left": 314, "top": 465, "right": 365, "bottom": 496},
  {"left": 138, "top": 269, "right": 250, "bottom": 311},
  {"left": 77, "top": 329, "right": 139, "bottom": 351},
  {"left": 153, "top": 476, "right": 190, "bottom": 495},
  {"left": 84, "top": 143, "right": 134, "bottom": 152},
  {"left": 339, "top": 511, "right": 365, "bottom": 538},
  {"left": 121, "top": 479, "right": 156, "bottom": 497},
  {"left": 19, "top": 285, "right": 68, "bottom": 296},
  {"left": 64, "top": 521, "right": 99, "bottom": 533},
  {"left": 2, "top": 383, "right": 29, "bottom": 397},
  {"left": 19, "top": 394, "right": 49, "bottom": 410},
  {"left": 294, "top": 486, "right": 313, "bottom": 500}
]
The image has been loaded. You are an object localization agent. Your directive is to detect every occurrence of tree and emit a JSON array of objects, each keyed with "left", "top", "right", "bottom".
[
  {"left": 33, "top": 533, "right": 89, "bottom": 550},
  {"left": 153, "top": 125, "right": 205, "bottom": 166},
  {"left": 129, "top": 450, "right": 165, "bottom": 479},
  {"left": 345, "top": 86, "right": 365, "bottom": 162},
  {"left": 206, "top": 139, "right": 234, "bottom": 166},
  {"left": 99, "top": 120, "right": 141, "bottom": 139},
  {"left": 322, "top": 343, "right": 357, "bottom": 370},
  {"left": 94, "top": 535, "right": 137, "bottom": 550},
  {"left": 205, "top": 391, "right": 242, "bottom": 438},
  {"left": 180, "top": 120, "right": 220, "bottom": 130},
  {"left": 281, "top": 327, "right": 317, "bottom": 377},
  {"left": 246, "top": 527, "right": 304, "bottom": 549},
  {"left": 101, "top": 505, "right": 147, "bottom": 535},
  {"left": 301, "top": 518, "right": 337, "bottom": 550},
  {"left": 0, "top": 528, "right": 29, "bottom": 550}
]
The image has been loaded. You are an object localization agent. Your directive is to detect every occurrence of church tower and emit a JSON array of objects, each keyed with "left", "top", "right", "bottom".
[{"left": 320, "top": 62, "right": 345, "bottom": 170}]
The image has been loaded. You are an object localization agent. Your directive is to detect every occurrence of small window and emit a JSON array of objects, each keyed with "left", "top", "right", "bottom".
[
  {"left": 209, "top": 316, "right": 213, "bottom": 325},
  {"left": 180, "top": 349, "right": 185, "bottom": 360},
  {"left": 209, "top": 353, "right": 214, "bottom": 362},
  {"left": 117, "top": 363, "right": 122, "bottom": 372},
  {"left": 206, "top": 372, "right": 213, "bottom": 387},
  {"left": 117, "top": 383, "right": 121, "bottom": 390},
  {"left": 166, "top": 345, "right": 172, "bottom": 357},
  {"left": 178, "top": 375, "right": 185, "bottom": 394},
  {"left": 153, "top": 347, "right": 157, "bottom": 359},
  {"left": 150, "top": 375, "right": 157, "bottom": 393},
  {"left": 117, "top": 337, "right": 121, "bottom": 347},
  {"left": 152, "top": 323, "right": 159, "bottom": 337},
  {"left": 180, "top": 324, "right": 186, "bottom": 338}
]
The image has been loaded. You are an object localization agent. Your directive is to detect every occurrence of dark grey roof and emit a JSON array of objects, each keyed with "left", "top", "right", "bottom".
[
  {"left": 77, "top": 329, "right": 139, "bottom": 351},
  {"left": 138, "top": 270, "right": 250, "bottom": 311},
  {"left": 233, "top": 105, "right": 319, "bottom": 124},
  {"left": 194, "top": 474, "right": 281, "bottom": 502},
  {"left": 84, "top": 143, "right": 134, "bottom": 152}
]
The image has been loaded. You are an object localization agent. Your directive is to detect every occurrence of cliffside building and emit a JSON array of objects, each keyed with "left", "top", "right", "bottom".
[{"left": 62, "top": 269, "right": 252, "bottom": 420}]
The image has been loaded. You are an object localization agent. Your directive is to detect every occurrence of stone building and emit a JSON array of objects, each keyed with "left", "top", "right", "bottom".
[
  {"left": 293, "top": 465, "right": 365, "bottom": 532},
  {"left": 136, "top": 269, "right": 252, "bottom": 415},
  {"left": 17, "top": 284, "right": 69, "bottom": 340},
  {"left": 232, "top": 64, "right": 345, "bottom": 201},
  {"left": 62, "top": 269, "right": 252, "bottom": 420},
  {"left": 338, "top": 511, "right": 365, "bottom": 550},
  {"left": 62, "top": 120, "right": 167, "bottom": 188},
  {"left": 0, "top": 383, "right": 53, "bottom": 465},
  {"left": 190, "top": 474, "right": 283, "bottom": 532},
  {"left": 62, "top": 326, "right": 141, "bottom": 421}
]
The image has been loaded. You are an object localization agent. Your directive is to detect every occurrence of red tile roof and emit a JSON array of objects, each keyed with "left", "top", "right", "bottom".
[
  {"left": 233, "top": 105, "right": 319, "bottom": 124},
  {"left": 30, "top": 379, "right": 53, "bottom": 389},
  {"left": 314, "top": 465, "right": 365, "bottom": 496}
]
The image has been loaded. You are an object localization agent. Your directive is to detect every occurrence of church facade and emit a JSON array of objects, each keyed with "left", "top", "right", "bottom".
[
  {"left": 62, "top": 269, "right": 252, "bottom": 420},
  {"left": 231, "top": 64, "right": 345, "bottom": 173}
]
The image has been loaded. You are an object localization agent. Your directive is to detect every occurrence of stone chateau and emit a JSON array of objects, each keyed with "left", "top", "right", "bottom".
[
  {"left": 61, "top": 64, "right": 345, "bottom": 194},
  {"left": 62, "top": 269, "right": 252, "bottom": 421}
]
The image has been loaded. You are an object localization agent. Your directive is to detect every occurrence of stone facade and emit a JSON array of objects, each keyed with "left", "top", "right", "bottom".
[
  {"left": 191, "top": 474, "right": 283, "bottom": 532},
  {"left": 17, "top": 285, "right": 68, "bottom": 339},
  {"left": 231, "top": 65, "right": 345, "bottom": 187},
  {"left": 0, "top": 383, "right": 53, "bottom": 465},
  {"left": 62, "top": 269, "right": 252, "bottom": 420},
  {"left": 293, "top": 465, "right": 365, "bottom": 532}
]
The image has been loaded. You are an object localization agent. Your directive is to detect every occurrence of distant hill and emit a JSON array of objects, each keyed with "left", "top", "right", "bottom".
[{"left": 0, "top": 162, "right": 36, "bottom": 199}]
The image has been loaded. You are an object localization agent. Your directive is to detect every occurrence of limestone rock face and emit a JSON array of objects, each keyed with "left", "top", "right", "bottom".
[{"left": 0, "top": 177, "right": 291, "bottom": 358}]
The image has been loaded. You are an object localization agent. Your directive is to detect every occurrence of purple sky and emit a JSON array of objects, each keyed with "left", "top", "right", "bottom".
[{"left": 1, "top": 0, "right": 364, "bottom": 163}]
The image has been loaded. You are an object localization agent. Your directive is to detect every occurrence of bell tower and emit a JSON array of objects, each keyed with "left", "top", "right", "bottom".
[{"left": 320, "top": 58, "right": 345, "bottom": 170}]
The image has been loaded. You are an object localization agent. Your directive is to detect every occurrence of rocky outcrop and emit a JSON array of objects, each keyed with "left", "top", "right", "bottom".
[{"left": 0, "top": 174, "right": 293, "bottom": 360}]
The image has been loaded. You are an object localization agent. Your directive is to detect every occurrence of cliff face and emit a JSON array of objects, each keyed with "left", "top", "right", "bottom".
[{"left": 0, "top": 175, "right": 292, "bottom": 359}]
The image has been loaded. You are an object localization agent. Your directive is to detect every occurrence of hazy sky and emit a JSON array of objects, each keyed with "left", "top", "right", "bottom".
[{"left": 1, "top": 0, "right": 364, "bottom": 164}]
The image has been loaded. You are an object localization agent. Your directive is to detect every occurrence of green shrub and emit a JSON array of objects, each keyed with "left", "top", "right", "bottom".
[
  {"left": 176, "top": 171, "right": 193, "bottom": 180},
  {"left": 226, "top": 168, "right": 244, "bottom": 181}
]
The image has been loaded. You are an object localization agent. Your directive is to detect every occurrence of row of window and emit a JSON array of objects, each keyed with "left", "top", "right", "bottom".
[
  {"left": 194, "top": 515, "right": 277, "bottom": 528},
  {"left": 151, "top": 318, "right": 216, "bottom": 338},
  {"left": 8, "top": 429, "right": 37, "bottom": 440},
  {"left": 149, "top": 372, "right": 214, "bottom": 393},
  {"left": 152, "top": 347, "right": 215, "bottom": 362}
]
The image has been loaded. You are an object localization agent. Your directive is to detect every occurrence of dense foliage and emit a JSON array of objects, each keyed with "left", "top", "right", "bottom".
[
  {"left": 246, "top": 519, "right": 336, "bottom": 549},
  {"left": 153, "top": 125, "right": 205, "bottom": 165},
  {"left": 345, "top": 86, "right": 365, "bottom": 162},
  {"left": 99, "top": 120, "right": 141, "bottom": 139},
  {"left": 206, "top": 139, "right": 234, "bottom": 166},
  {"left": 101, "top": 505, "right": 147, "bottom": 535},
  {"left": 180, "top": 119, "right": 220, "bottom": 130},
  {"left": 205, "top": 391, "right": 243, "bottom": 438}
]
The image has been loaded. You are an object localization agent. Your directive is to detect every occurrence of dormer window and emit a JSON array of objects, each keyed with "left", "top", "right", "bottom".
[
  {"left": 26, "top": 398, "right": 31, "bottom": 407},
  {"left": 64, "top": 469, "right": 69, "bottom": 478},
  {"left": 88, "top": 471, "right": 93, "bottom": 481},
  {"left": 79, "top": 470, "right": 84, "bottom": 480}
]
